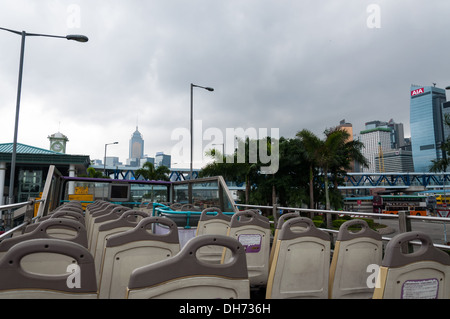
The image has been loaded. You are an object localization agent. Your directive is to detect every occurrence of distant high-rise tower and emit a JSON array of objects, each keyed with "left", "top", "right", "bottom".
[
  {"left": 359, "top": 126, "right": 392, "bottom": 173},
  {"left": 128, "top": 126, "right": 144, "bottom": 166},
  {"left": 155, "top": 152, "right": 171, "bottom": 168},
  {"left": 410, "top": 85, "right": 449, "bottom": 172},
  {"left": 336, "top": 119, "right": 355, "bottom": 171}
]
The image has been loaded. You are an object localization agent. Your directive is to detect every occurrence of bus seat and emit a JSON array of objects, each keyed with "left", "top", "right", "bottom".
[
  {"left": 195, "top": 207, "right": 231, "bottom": 264},
  {"left": 373, "top": 231, "right": 450, "bottom": 299},
  {"left": 53, "top": 202, "right": 84, "bottom": 215},
  {"left": 328, "top": 219, "right": 382, "bottom": 299},
  {"left": 93, "top": 210, "right": 149, "bottom": 285},
  {"left": 25, "top": 210, "right": 86, "bottom": 233},
  {"left": 266, "top": 217, "right": 331, "bottom": 299},
  {"left": 88, "top": 206, "right": 130, "bottom": 253},
  {"left": 269, "top": 212, "right": 300, "bottom": 272},
  {"left": 0, "top": 218, "right": 88, "bottom": 260},
  {"left": 86, "top": 203, "right": 119, "bottom": 237},
  {"left": 181, "top": 204, "right": 201, "bottom": 211},
  {"left": 169, "top": 203, "right": 182, "bottom": 211},
  {"left": 222, "top": 210, "right": 271, "bottom": 286},
  {"left": 98, "top": 216, "right": 180, "bottom": 299},
  {"left": 0, "top": 238, "right": 97, "bottom": 299},
  {"left": 126, "top": 235, "right": 250, "bottom": 299},
  {"left": 86, "top": 200, "right": 108, "bottom": 219}
]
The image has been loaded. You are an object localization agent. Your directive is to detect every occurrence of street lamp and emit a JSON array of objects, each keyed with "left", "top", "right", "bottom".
[
  {"left": 190, "top": 83, "right": 214, "bottom": 181},
  {"left": 104, "top": 142, "right": 119, "bottom": 176},
  {"left": 0, "top": 26, "right": 88, "bottom": 210}
]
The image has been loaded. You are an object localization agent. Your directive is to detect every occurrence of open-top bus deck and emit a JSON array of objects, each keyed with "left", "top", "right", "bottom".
[{"left": 1, "top": 165, "right": 450, "bottom": 300}]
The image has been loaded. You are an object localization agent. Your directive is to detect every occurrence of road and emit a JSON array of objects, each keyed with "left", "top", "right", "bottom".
[{"left": 375, "top": 216, "right": 450, "bottom": 246}]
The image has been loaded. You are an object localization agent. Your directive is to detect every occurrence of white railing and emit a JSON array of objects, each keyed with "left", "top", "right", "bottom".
[
  {"left": 0, "top": 199, "right": 42, "bottom": 240},
  {"left": 234, "top": 203, "right": 450, "bottom": 250}
]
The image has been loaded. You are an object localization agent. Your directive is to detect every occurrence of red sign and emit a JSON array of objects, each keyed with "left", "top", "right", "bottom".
[
  {"left": 411, "top": 88, "right": 424, "bottom": 96},
  {"left": 437, "top": 210, "right": 450, "bottom": 218}
]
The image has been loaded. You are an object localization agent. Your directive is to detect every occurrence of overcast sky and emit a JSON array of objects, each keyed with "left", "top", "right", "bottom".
[{"left": 1, "top": 0, "right": 449, "bottom": 169}]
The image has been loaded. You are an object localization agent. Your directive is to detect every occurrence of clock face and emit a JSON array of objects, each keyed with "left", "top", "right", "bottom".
[{"left": 52, "top": 142, "right": 63, "bottom": 152}]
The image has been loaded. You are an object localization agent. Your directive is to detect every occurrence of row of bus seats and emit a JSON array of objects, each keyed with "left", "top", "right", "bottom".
[
  {"left": 0, "top": 201, "right": 97, "bottom": 298},
  {"left": 0, "top": 200, "right": 449, "bottom": 299},
  {"left": 193, "top": 208, "right": 450, "bottom": 299},
  {"left": 0, "top": 201, "right": 251, "bottom": 299}
]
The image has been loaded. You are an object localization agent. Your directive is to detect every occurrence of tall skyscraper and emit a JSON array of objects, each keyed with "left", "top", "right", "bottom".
[
  {"left": 410, "top": 85, "right": 448, "bottom": 172},
  {"left": 359, "top": 125, "right": 392, "bottom": 173},
  {"left": 336, "top": 119, "right": 355, "bottom": 171},
  {"left": 127, "top": 126, "right": 144, "bottom": 167}
]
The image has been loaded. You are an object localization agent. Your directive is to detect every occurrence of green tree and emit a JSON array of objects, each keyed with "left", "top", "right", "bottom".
[
  {"left": 135, "top": 162, "right": 170, "bottom": 181},
  {"left": 430, "top": 113, "right": 450, "bottom": 174},
  {"left": 296, "top": 129, "right": 322, "bottom": 209},
  {"left": 79, "top": 166, "right": 106, "bottom": 178},
  {"left": 325, "top": 127, "right": 368, "bottom": 209},
  {"left": 135, "top": 162, "right": 170, "bottom": 202},
  {"left": 297, "top": 128, "right": 368, "bottom": 227},
  {"left": 200, "top": 137, "right": 261, "bottom": 204}
]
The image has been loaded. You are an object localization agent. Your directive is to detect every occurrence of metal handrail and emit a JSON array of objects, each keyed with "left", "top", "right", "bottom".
[
  {"left": 234, "top": 202, "right": 450, "bottom": 250},
  {"left": 0, "top": 200, "right": 34, "bottom": 212},
  {"left": 0, "top": 199, "right": 44, "bottom": 240}
]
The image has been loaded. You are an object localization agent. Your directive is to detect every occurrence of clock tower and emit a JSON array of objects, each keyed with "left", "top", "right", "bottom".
[{"left": 48, "top": 132, "right": 69, "bottom": 153}]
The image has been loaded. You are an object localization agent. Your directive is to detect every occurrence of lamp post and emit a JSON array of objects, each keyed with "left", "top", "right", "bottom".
[
  {"left": 104, "top": 142, "right": 119, "bottom": 176},
  {"left": 0, "top": 26, "right": 88, "bottom": 210},
  {"left": 190, "top": 83, "right": 214, "bottom": 181}
]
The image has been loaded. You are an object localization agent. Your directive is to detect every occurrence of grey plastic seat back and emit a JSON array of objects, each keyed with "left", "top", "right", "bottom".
[
  {"left": 269, "top": 212, "right": 300, "bottom": 271},
  {"left": 0, "top": 218, "right": 88, "bottom": 260},
  {"left": 169, "top": 203, "right": 182, "bottom": 211},
  {"left": 266, "top": 217, "right": 331, "bottom": 299},
  {"left": 0, "top": 238, "right": 97, "bottom": 299},
  {"left": 329, "top": 219, "right": 382, "bottom": 299},
  {"left": 98, "top": 216, "right": 180, "bottom": 299},
  {"left": 25, "top": 210, "right": 85, "bottom": 233},
  {"left": 86, "top": 203, "right": 118, "bottom": 237},
  {"left": 93, "top": 210, "right": 149, "bottom": 285},
  {"left": 126, "top": 234, "right": 250, "bottom": 299},
  {"left": 373, "top": 231, "right": 450, "bottom": 299},
  {"left": 196, "top": 207, "right": 231, "bottom": 264},
  {"left": 53, "top": 203, "right": 84, "bottom": 215},
  {"left": 223, "top": 210, "right": 271, "bottom": 286},
  {"left": 88, "top": 206, "right": 130, "bottom": 253}
]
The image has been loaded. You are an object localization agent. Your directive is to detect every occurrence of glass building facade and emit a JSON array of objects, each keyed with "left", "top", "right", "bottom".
[
  {"left": 410, "top": 85, "right": 448, "bottom": 172},
  {"left": 129, "top": 126, "right": 144, "bottom": 164}
]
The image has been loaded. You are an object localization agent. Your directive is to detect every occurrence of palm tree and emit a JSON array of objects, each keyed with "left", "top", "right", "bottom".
[
  {"left": 429, "top": 113, "right": 450, "bottom": 204},
  {"left": 200, "top": 138, "right": 260, "bottom": 204},
  {"left": 135, "top": 162, "right": 170, "bottom": 181},
  {"left": 296, "top": 129, "right": 322, "bottom": 209},
  {"left": 298, "top": 128, "right": 368, "bottom": 227},
  {"left": 135, "top": 162, "right": 170, "bottom": 202}
]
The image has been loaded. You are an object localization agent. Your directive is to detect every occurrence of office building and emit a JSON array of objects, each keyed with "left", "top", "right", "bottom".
[
  {"left": 127, "top": 126, "right": 144, "bottom": 167},
  {"left": 336, "top": 119, "right": 355, "bottom": 171},
  {"left": 410, "top": 85, "right": 449, "bottom": 172},
  {"left": 155, "top": 152, "right": 171, "bottom": 168},
  {"left": 375, "top": 149, "right": 414, "bottom": 172},
  {"left": 359, "top": 126, "right": 392, "bottom": 173}
]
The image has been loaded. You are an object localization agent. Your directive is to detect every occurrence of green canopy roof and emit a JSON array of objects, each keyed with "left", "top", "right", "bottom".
[
  {"left": 0, "top": 143, "right": 61, "bottom": 155},
  {"left": 0, "top": 143, "right": 90, "bottom": 166}
]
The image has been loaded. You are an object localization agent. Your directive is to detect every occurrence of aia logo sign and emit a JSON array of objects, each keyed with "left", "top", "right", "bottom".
[{"left": 411, "top": 88, "right": 424, "bottom": 96}]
